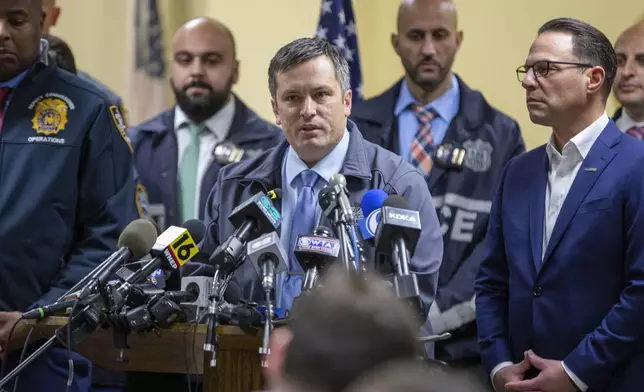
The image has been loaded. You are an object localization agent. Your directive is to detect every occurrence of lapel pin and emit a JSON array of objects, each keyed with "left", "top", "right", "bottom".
[{"left": 584, "top": 167, "right": 597, "bottom": 172}]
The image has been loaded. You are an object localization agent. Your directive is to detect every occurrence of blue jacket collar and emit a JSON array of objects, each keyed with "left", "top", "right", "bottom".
[{"left": 242, "top": 120, "right": 373, "bottom": 188}]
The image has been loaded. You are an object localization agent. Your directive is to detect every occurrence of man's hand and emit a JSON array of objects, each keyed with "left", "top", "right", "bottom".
[
  {"left": 493, "top": 357, "right": 531, "bottom": 392},
  {"left": 506, "top": 350, "right": 578, "bottom": 392},
  {"left": 0, "top": 311, "right": 28, "bottom": 359}
]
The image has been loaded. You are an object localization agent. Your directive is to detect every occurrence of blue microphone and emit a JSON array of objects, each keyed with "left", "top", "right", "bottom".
[{"left": 358, "top": 190, "right": 388, "bottom": 241}]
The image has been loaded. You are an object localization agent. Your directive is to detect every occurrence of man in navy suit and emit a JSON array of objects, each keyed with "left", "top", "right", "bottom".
[{"left": 475, "top": 18, "right": 644, "bottom": 392}]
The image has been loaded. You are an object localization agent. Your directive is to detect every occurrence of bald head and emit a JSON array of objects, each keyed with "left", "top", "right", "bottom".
[
  {"left": 392, "top": 0, "right": 462, "bottom": 102},
  {"left": 170, "top": 17, "right": 239, "bottom": 124},
  {"left": 172, "top": 17, "right": 236, "bottom": 58},
  {"left": 613, "top": 21, "right": 644, "bottom": 121},
  {"left": 41, "top": 0, "right": 60, "bottom": 33},
  {"left": 616, "top": 21, "right": 644, "bottom": 47},
  {"left": 397, "top": 0, "right": 457, "bottom": 33}
]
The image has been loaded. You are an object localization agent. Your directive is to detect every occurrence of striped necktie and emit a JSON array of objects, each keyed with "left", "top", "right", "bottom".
[
  {"left": 626, "top": 126, "right": 644, "bottom": 140},
  {"left": 0, "top": 87, "right": 9, "bottom": 132},
  {"left": 410, "top": 104, "right": 437, "bottom": 175},
  {"left": 180, "top": 123, "right": 202, "bottom": 221}
]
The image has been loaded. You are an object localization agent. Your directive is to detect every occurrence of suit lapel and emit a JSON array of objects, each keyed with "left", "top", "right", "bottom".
[
  {"left": 530, "top": 149, "right": 548, "bottom": 271},
  {"left": 541, "top": 125, "right": 619, "bottom": 266}
]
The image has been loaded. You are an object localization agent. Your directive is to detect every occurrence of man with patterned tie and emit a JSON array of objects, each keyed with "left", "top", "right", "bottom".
[
  {"left": 612, "top": 21, "right": 644, "bottom": 139},
  {"left": 201, "top": 37, "right": 443, "bottom": 351},
  {"left": 350, "top": 0, "right": 525, "bottom": 385}
]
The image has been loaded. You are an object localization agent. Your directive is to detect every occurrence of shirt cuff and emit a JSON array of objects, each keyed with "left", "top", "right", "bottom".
[
  {"left": 562, "top": 361, "right": 587, "bottom": 391},
  {"left": 490, "top": 361, "right": 513, "bottom": 392}
]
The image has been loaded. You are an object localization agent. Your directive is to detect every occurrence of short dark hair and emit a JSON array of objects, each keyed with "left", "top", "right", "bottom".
[
  {"left": 538, "top": 17, "right": 617, "bottom": 100},
  {"left": 283, "top": 266, "right": 419, "bottom": 392},
  {"left": 43, "top": 33, "right": 77, "bottom": 74},
  {"left": 268, "top": 37, "right": 350, "bottom": 99}
]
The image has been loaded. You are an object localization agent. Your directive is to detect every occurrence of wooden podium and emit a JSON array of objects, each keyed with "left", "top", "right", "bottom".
[{"left": 25, "top": 317, "right": 265, "bottom": 392}]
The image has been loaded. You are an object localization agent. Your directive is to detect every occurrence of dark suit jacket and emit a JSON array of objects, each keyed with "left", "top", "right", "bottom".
[{"left": 475, "top": 121, "right": 644, "bottom": 391}]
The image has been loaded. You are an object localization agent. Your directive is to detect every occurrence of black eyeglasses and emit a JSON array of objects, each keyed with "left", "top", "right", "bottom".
[{"left": 516, "top": 60, "right": 594, "bottom": 82}]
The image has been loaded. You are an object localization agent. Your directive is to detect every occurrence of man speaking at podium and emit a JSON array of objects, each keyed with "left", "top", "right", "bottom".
[{"left": 202, "top": 37, "right": 443, "bottom": 350}]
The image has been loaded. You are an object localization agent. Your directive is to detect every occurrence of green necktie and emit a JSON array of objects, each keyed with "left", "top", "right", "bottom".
[{"left": 180, "top": 123, "right": 201, "bottom": 221}]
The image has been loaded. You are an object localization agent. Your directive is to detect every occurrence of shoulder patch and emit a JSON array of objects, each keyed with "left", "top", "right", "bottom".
[
  {"left": 109, "top": 105, "right": 134, "bottom": 153},
  {"left": 135, "top": 183, "right": 150, "bottom": 219}
]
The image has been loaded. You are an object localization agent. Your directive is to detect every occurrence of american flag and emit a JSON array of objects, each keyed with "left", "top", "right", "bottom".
[
  {"left": 126, "top": 0, "right": 168, "bottom": 126},
  {"left": 316, "top": 0, "right": 364, "bottom": 102}
]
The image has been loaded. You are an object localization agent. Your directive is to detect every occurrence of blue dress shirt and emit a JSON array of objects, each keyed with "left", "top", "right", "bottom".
[
  {"left": 394, "top": 74, "right": 460, "bottom": 161},
  {"left": 275, "top": 128, "right": 350, "bottom": 307}
]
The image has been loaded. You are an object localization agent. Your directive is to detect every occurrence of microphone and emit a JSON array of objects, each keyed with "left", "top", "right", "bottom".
[
  {"left": 114, "top": 224, "right": 201, "bottom": 305},
  {"left": 294, "top": 226, "right": 340, "bottom": 297},
  {"left": 204, "top": 191, "right": 281, "bottom": 369},
  {"left": 22, "top": 299, "right": 76, "bottom": 320},
  {"left": 209, "top": 191, "right": 281, "bottom": 273},
  {"left": 216, "top": 302, "right": 264, "bottom": 329},
  {"left": 357, "top": 190, "right": 388, "bottom": 241},
  {"left": 247, "top": 232, "right": 288, "bottom": 294},
  {"left": 374, "top": 195, "right": 424, "bottom": 319},
  {"left": 167, "top": 219, "right": 206, "bottom": 290},
  {"left": 319, "top": 174, "right": 354, "bottom": 224},
  {"left": 75, "top": 219, "right": 158, "bottom": 301},
  {"left": 329, "top": 174, "right": 355, "bottom": 223},
  {"left": 164, "top": 288, "right": 199, "bottom": 303},
  {"left": 183, "top": 219, "right": 206, "bottom": 244},
  {"left": 247, "top": 231, "right": 288, "bottom": 366},
  {"left": 318, "top": 180, "right": 355, "bottom": 272}
]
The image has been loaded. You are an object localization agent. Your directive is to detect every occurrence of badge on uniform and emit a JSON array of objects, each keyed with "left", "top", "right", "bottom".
[
  {"left": 27, "top": 94, "right": 75, "bottom": 144},
  {"left": 462, "top": 139, "right": 493, "bottom": 172},
  {"left": 109, "top": 105, "right": 134, "bottom": 153},
  {"left": 31, "top": 97, "right": 69, "bottom": 136},
  {"left": 213, "top": 142, "right": 245, "bottom": 165},
  {"left": 432, "top": 143, "right": 466, "bottom": 170}
]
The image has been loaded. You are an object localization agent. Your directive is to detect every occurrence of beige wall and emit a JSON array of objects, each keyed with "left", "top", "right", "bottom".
[{"left": 51, "top": 0, "right": 643, "bottom": 150}]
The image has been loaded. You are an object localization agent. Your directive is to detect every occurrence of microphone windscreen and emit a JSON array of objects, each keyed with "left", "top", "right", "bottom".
[
  {"left": 313, "top": 226, "right": 334, "bottom": 238},
  {"left": 182, "top": 219, "right": 206, "bottom": 244},
  {"left": 224, "top": 280, "right": 242, "bottom": 305},
  {"left": 329, "top": 173, "right": 347, "bottom": 187},
  {"left": 360, "top": 189, "right": 388, "bottom": 216},
  {"left": 382, "top": 195, "right": 409, "bottom": 210},
  {"left": 117, "top": 219, "right": 158, "bottom": 259}
]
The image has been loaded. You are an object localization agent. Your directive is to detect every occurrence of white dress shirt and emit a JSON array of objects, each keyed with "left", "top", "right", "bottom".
[
  {"left": 174, "top": 96, "right": 235, "bottom": 218},
  {"left": 490, "top": 112, "right": 609, "bottom": 392},
  {"left": 615, "top": 108, "right": 644, "bottom": 133}
]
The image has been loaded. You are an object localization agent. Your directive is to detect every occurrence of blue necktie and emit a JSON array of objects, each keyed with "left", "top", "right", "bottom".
[{"left": 279, "top": 169, "right": 320, "bottom": 310}]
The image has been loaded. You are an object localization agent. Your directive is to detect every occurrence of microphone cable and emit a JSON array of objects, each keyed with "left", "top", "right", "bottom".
[
  {"left": 12, "top": 325, "right": 35, "bottom": 392},
  {"left": 0, "top": 315, "right": 25, "bottom": 380},
  {"left": 64, "top": 299, "right": 82, "bottom": 392}
]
